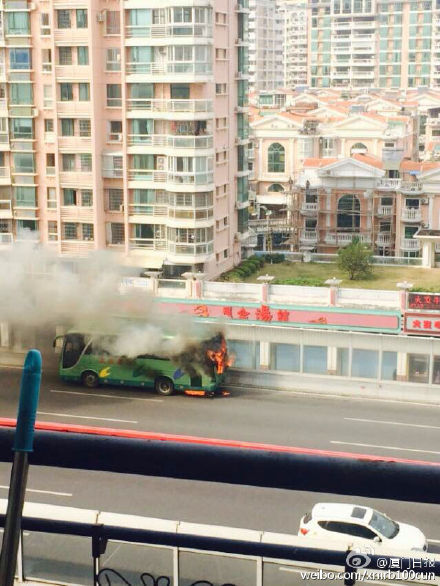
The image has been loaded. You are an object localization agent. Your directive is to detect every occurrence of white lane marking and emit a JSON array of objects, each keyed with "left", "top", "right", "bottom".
[
  {"left": 331, "top": 440, "right": 440, "bottom": 456},
  {"left": 0, "top": 485, "right": 72, "bottom": 497},
  {"left": 38, "top": 411, "right": 138, "bottom": 424},
  {"left": 345, "top": 417, "right": 440, "bottom": 431},
  {"left": 50, "top": 389, "right": 163, "bottom": 403}
]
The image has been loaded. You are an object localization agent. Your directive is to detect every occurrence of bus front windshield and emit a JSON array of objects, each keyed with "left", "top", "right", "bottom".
[{"left": 62, "top": 334, "right": 87, "bottom": 368}]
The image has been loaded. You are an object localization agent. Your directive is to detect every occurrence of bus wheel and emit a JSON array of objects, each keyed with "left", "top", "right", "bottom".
[
  {"left": 155, "top": 377, "right": 175, "bottom": 396},
  {"left": 81, "top": 371, "right": 99, "bottom": 388}
]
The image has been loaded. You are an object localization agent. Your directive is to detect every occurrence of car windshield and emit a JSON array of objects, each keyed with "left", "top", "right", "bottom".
[{"left": 369, "top": 511, "right": 399, "bottom": 538}]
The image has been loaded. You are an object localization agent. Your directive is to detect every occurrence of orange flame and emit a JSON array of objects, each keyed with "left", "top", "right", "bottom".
[{"left": 207, "top": 336, "right": 232, "bottom": 374}]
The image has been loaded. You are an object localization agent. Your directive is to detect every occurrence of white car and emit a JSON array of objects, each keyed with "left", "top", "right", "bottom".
[{"left": 298, "top": 503, "right": 427, "bottom": 552}]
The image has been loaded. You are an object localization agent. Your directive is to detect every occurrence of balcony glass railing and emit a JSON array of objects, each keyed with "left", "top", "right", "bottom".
[
  {"left": 129, "top": 238, "right": 167, "bottom": 250},
  {"left": 126, "top": 98, "right": 213, "bottom": 112},
  {"left": 125, "top": 24, "right": 212, "bottom": 38},
  {"left": 168, "top": 241, "right": 214, "bottom": 255},
  {"left": 127, "top": 134, "right": 214, "bottom": 149},
  {"left": 126, "top": 62, "right": 213, "bottom": 75}
]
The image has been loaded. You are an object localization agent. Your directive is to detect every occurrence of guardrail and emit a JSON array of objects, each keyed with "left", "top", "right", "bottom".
[{"left": 0, "top": 421, "right": 439, "bottom": 585}]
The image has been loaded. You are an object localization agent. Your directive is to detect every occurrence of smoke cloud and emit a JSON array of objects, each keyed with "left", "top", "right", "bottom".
[{"left": 0, "top": 242, "right": 220, "bottom": 358}]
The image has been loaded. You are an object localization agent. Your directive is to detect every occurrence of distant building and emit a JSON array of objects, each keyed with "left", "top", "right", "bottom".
[
  {"left": 279, "top": 0, "right": 308, "bottom": 89},
  {"left": 248, "top": 0, "right": 284, "bottom": 93}
]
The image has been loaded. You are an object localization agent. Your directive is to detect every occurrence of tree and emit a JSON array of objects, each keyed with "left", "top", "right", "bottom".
[{"left": 337, "top": 237, "right": 373, "bottom": 280}]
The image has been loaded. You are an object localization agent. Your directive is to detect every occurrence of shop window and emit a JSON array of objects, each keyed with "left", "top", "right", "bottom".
[
  {"left": 352, "top": 349, "right": 378, "bottom": 379},
  {"left": 337, "top": 348, "right": 349, "bottom": 376},
  {"left": 303, "top": 345, "right": 327, "bottom": 375},
  {"left": 270, "top": 343, "right": 300, "bottom": 372},
  {"left": 381, "top": 351, "right": 397, "bottom": 381},
  {"left": 227, "top": 340, "right": 258, "bottom": 369},
  {"left": 408, "top": 353, "right": 429, "bottom": 384}
]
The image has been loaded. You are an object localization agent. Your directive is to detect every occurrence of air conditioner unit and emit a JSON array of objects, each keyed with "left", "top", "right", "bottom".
[
  {"left": 116, "top": 133, "right": 122, "bottom": 142},
  {"left": 32, "top": 108, "right": 39, "bottom": 117},
  {"left": 96, "top": 11, "right": 105, "bottom": 23},
  {"left": 421, "top": 198, "right": 429, "bottom": 204},
  {"left": 119, "top": 203, "right": 124, "bottom": 212},
  {"left": 156, "top": 156, "right": 166, "bottom": 170}
]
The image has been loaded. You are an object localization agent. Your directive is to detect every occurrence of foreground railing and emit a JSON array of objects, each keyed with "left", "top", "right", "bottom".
[{"left": 2, "top": 499, "right": 439, "bottom": 586}]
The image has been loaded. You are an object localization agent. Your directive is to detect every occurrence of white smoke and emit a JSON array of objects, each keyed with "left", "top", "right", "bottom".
[{"left": 0, "top": 242, "right": 219, "bottom": 358}]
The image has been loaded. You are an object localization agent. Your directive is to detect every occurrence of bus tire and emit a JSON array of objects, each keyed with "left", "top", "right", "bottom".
[
  {"left": 155, "top": 377, "right": 175, "bottom": 396},
  {"left": 81, "top": 371, "right": 99, "bottom": 388}
]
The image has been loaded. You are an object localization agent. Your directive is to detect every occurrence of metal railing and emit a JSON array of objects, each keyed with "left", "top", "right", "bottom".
[
  {"left": 324, "top": 232, "right": 372, "bottom": 245},
  {"left": 125, "top": 24, "right": 213, "bottom": 38},
  {"left": 126, "top": 62, "right": 213, "bottom": 75},
  {"left": 127, "top": 133, "right": 214, "bottom": 149}
]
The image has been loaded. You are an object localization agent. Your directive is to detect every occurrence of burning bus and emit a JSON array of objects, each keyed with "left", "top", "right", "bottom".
[{"left": 54, "top": 331, "right": 231, "bottom": 397}]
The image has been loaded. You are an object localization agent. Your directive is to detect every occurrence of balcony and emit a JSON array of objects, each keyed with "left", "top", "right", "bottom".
[
  {"left": 126, "top": 98, "right": 213, "bottom": 116},
  {"left": 300, "top": 230, "right": 318, "bottom": 244},
  {"left": 375, "top": 233, "right": 392, "bottom": 247},
  {"left": 324, "top": 232, "right": 372, "bottom": 245},
  {"left": 55, "top": 65, "right": 91, "bottom": 81},
  {"left": 60, "top": 205, "right": 94, "bottom": 222},
  {"left": 381, "top": 148, "right": 404, "bottom": 163},
  {"left": 0, "top": 198, "right": 12, "bottom": 218},
  {"left": 56, "top": 101, "right": 91, "bottom": 116},
  {"left": 400, "top": 237, "right": 420, "bottom": 251},
  {"left": 54, "top": 29, "right": 89, "bottom": 44},
  {"left": 127, "top": 134, "right": 214, "bottom": 150},
  {"left": 301, "top": 202, "right": 318, "bottom": 214},
  {"left": 399, "top": 180, "right": 424, "bottom": 194},
  {"left": 0, "top": 229, "right": 12, "bottom": 246},
  {"left": 167, "top": 240, "right": 214, "bottom": 259},
  {"left": 125, "top": 62, "right": 213, "bottom": 79},
  {"left": 60, "top": 240, "right": 95, "bottom": 256},
  {"left": 401, "top": 207, "right": 422, "bottom": 222},
  {"left": 125, "top": 24, "right": 213, "bottom": 39},
  {"left": 129, "top": 238, "right": 167, "bottom": 250},
  {"left": 377, "top": 205, "right": 393, "bottom": 216},
  {"left": 377, "top": 178, "right": 401, "bottom": 190},
  {"left": 13, "top": 205, "right": 39, "bottom": 220},
  {"left": 102, "top": 167, "right": 123, "bottom": 179}
]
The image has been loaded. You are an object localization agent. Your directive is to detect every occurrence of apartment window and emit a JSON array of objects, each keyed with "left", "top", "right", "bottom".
[
  {"left": 13, "top": 152, "right": 34, "bottom": 173},
  {"left": 81, "top": 190, "right": 93, "bottom": 207},
  {"left": 48, "top": 221, "right": 58, "bottom": 241},
  {"left": 215, "top": 117, "right": 227, "bottom": 130},
  {"left": 79, "top": 83, "right": 90, "bottom": 101},
  {"left": 59, "top": 47, "right": 72, "bottom": 66},
  {"left": 76, "top": 9, "right": 88, "bottom": 29},
  {"left": 109, "top": 120, "right": 122, "bottom": 141},
  {"left": 108, "top": 223, "right": 125, "bottom": 245},
  {"left": 7, "top": 12, "right": 30, "bottom": 35},
  {"left": 11, "top": 118, "right": 32, "bottom": 139},
  {"left": 61, "top": 118, "right": 74, "bottom": 136},
  {"left": 62, "top": 154, "right": 75, "bottom": 172},
  {"left": 60, "top": 83, "right": 73, "bottom": 101},
  {"left": 80, "top": 153, "right": 92, "bottom": 172},
  {"left": 43, "top": 85, "right": 53, "bottom": 108},
  {"left": 14, "top": 186, "right": 36, "bottom": 207},
  {"left": 57, "top": 10, "right": 71, "bottom": 29},
  {"left": 10, "top": 83, "right": 32, "bottom": 104},
  {"left": 63, "top": 188, "right": 76, "bottom": 206},
  {"left": 47, "top": 187, "right": 57, "bottom": 209},
  {"left": 215, "top": 12, "right": 227, "bottom": 25},
  {"left": 10, "top": 48, "right": 30, "bottom": 70},
  {"left": 106, "top": 48, "right": 121, "bottom": 71},
  {"left": 82, "top": 223, "right": 94, "bottom": 240},
  {"left": 77, "top": 47, "right": 89, "bottom": 65},
  {"left": 79, "top": 119, "right": 91, "bottom": 137},
  {"left": 44, "top": 119, "right": 53, "bottom": 133},
  {"left": 215, "top": 83, "right": 227, "bottom": 95},
  {"left": 107, "top": 84, "right": 122, "bottom": 107},
  {"left": 105, "top": 11, "right": 120, "bottom": 34},
  {"left": 268, "top": 143, "right": 285, "bottom": 173},
  {"left": 42, "top": 49, "right": 52, "bottom": 72},
  {"left": 46, "top": 153, "right": 55, "bottom": 170},
  {"left": 108, "top": 188, "right": 123, "bottom": 210},
  {"left": 170, "top": 84, "right": 190, "bottom": 99},
  {"left": 41, "top": 13, "right": 50, "bottom": 35},
  {"left": 63, "top": 222, "right": 78, "bottom": 239}
]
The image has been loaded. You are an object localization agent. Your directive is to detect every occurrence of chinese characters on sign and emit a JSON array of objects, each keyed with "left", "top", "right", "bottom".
[
  {"left": 408, "top": 293, "right": 440, "bottom": 310},
  {"left": 404, "top": 313, "right": 440, "bottom": 335}
]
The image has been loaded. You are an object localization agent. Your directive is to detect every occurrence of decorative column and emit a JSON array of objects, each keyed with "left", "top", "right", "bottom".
[
  {"left": 396, "top": 280, "right": 413, "bottom": 312},
  {"left": 325, "top": 277, "right": 342, "bottom": 306},
  {"left": 257, "top": 274, "right": 274, "bottom": 303},
  {"left": 143, "top": 271, "right": 161, "bottom": 297}
]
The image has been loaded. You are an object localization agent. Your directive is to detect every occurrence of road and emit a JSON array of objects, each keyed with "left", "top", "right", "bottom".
[{"left": 0, "top": 366, "right": 440, "bottom": 582}]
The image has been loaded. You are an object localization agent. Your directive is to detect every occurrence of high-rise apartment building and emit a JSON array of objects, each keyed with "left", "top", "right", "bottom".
[
  {"left": 309, "top": 0, "right": 440, "bottom": 90},
  {"left": 0, "top": 0, "right": 249, "bottom": 278},
  {"left": 279, "top": 0, "right": 308, "bottom": 89},
  {"left": 248, "top": 0, "right": 284, "bottom": 93}
]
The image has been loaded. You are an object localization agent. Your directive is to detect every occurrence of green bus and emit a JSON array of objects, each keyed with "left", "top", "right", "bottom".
[{"left": 54, "top": 331, "right": 230, "bottom": 397}]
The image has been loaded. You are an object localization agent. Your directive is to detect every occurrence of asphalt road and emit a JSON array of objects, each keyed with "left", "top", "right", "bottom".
[{"left": 0, "top": 365, "right": 440, "bottom": 583}]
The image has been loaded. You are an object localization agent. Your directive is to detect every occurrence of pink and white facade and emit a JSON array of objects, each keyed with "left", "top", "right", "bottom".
[{"left": 0, "top": 0, "right": 250, "bottom": 278}]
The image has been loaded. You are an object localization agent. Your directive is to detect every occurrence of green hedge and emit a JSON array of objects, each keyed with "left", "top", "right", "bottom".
[{"left": 273, "top": 277, "right": 326, "bottom": 287}]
